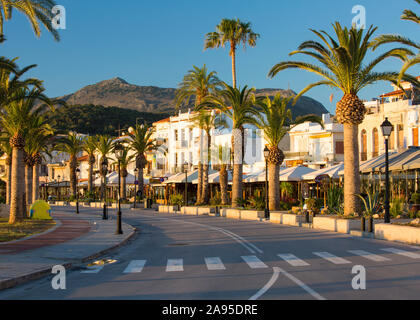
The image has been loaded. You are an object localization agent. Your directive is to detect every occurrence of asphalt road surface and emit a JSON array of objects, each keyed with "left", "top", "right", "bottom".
[{"left": 2, "top": 207, "right": 420, "bottom": 300}]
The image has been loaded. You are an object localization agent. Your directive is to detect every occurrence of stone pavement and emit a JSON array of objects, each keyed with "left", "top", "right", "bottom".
[{"left": 0, "top": 208, "right": 136, "bottom": 290}]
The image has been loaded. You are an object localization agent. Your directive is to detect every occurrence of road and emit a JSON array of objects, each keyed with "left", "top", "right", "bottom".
[{"left": 2, "top": 207, "right": 420, "bottom": 300}]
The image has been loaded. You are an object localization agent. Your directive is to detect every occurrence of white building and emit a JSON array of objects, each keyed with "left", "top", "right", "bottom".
[
  {"left": 285, "top": 114, "right": 344, "bottom": 169},
  {"left": 359, "top": 77, "right": 420, "bottom": 161}
]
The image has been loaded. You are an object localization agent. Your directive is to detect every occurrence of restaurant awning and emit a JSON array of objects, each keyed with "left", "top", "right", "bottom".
[{"left": 302, "top": 163, "right": 344, "bottom": 180}]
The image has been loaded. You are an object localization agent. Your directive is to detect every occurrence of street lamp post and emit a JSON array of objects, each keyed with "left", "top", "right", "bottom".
[
  {"left": 114, "top": 143, "right": 124, "bottom": 235},
  {"left": 183, "top": 162, "right": 188, "bottom": 206},
  {"left": 381, "top": 117, "right": 393, "bottom": 224},
  {"left": 101, "top": 160, "right": 108, "bottom": 220},
  {"left": 76, "top": 168, "right": 80, "bottom": 214},
  {"left": 134, "top": 168, "right": 139, "bottom": 208},
  {"left": 264, "top": 146, "right": 270, "bottom": 219}
]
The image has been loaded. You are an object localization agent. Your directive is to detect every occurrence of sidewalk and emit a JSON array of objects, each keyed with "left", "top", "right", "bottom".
[{"left": 0, "top": 209, "right": 136, "bottom": 291}]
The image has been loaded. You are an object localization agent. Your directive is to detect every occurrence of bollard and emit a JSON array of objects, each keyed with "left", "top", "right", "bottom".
[
  {"left": 361, "top": 216, "right": 366, "bottom": 232},
  {"left": 305, "top": 211, "right": 310, "bottom": 223},
  {"left": 368, "top": 216, "right": 374, "bottom": 233}
]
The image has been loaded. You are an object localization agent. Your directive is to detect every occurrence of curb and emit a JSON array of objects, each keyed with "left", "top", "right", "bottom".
[{"left": 0, "top": 223, "right": 137, "bottom": 291}]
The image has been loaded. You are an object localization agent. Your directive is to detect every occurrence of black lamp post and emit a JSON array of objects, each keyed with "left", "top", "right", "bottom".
[
  {"left": 101, "top": 160, "right": 108, "bottom": 220},
  {"left": 264, "top": 146, "right": 270, "bottom": 219},
  {"left": 381, "top": 117, "right": 393, "bottom": 224},
  {"left": 114, "top": 142, "right": 124, "bottom": 234},
  {"left": 134, "top": 168, "right": 139, "bottom": 208},
  {"left": 183, "top": 162, "right": 188, "bottom": 206},
  {"left": 76, "top": 168, "right": 80, "bottom": 214}
]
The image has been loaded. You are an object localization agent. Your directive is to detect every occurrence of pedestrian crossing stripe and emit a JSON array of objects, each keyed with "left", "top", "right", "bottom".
[
  {"left": 123, "top": 260, "right": 146, "bottom": 273},
  {"left": 313, "top": 252, "right": 351, "bottom": 264},
  {"left": 381, "top": 248, "right": 420, "bottom": 259},
  {"left": 166, "top": 259, "right": 184, "bottom": 272},
  {"left": 241, "top": 256, "right": 268, "bottom": 269},
  {"left": 348, "top": 250, "right": 390, "bottom": 262},
  {"left": 205, "top": 257, "right": 226, "bottom": 270},
  {"left": 278, "top": 254, "right": 310, "bottom": 267}
]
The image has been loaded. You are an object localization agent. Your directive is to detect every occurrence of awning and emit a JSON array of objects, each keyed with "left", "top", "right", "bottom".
[
  {"left": 360, "top": 147, "right": 420, "bottom": 173},
  {"left": 302, "top": 163, "right": 344, "bottom": 180},
  {"left": 279, "top": 165, "right": 316, "bottom": 182}
]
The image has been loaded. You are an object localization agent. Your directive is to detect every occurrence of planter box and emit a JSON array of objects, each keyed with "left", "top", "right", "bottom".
[
  {"left": 158, "top": 205, "right": 177, "bottom": 214},
  {"left": 0, "top": 204, "right": 9, "bottom": 218},
  {"left": 223, "top": 209, "right": 241, "bottom": 220},
  {"left": 240, "top": 210, "right": 265, "bottom": 221},
  {"left": 268, "top": 212, "right": 303, "bottom": 226},
  {"left": 69, "top": 202, "right": 77, "bottom": 206},
  {"left": 313, "top": 216, "right": 360, "bottom": 234},
  {"left": 197, "top": 207, "right": 215, "bottom": 215},
  {"left": 375, "top": 223, "right": 420, "bottom": 245},
  {"left": 181, "top": 207, "right": 198, "bottom": 215}
]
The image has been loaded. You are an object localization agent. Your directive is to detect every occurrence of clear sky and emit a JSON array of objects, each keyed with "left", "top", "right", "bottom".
[{"left": 2, "top": 0, "right": 420, "bottom": 113}]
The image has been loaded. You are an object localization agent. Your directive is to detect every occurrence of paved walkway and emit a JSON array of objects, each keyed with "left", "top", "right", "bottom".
[{"left": 0, "top": 208, "right": 136, "bottom": 290}]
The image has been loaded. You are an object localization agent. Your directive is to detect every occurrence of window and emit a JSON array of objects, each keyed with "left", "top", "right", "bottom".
[
  {"left": 335, "top": 141, "right": 344, "bottom": 154},
  {"left": 373, "top": 128, "right": 379, "bottom": 157},
  {"left": 413, "top": 128, "right": 419, "bottom": 147},
  {"left": 361, "top": 130, "right": 367, "bottom": 161}
]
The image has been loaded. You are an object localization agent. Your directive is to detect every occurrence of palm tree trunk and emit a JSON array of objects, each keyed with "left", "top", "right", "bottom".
[
  {"left": 138, "top": 166, "right": 144, "bottom": 199},
  {"left": 25, "top": 165, "right": 33, "bottom": 215},
  {"left": 121, "top": 176, "right": 127, "bottom": 200},
  {"left": 70, "top": 166, "right": 76, "bottom": 197},
  {"left": 268, "top": 162, "right": 280, "bottom": 211},
  {"left": 219, "top": 164, "right": 229, "bottom": 205},
  {"left": 202, "top": 163, "right": 209, "bottom": 204},
  {"left": 231, "top": 47, "right": 237, "bottom": 88},
  {"left": 344, "top": 123, "right": 361, "bottom": 215},
  {"left": 231, "top": 128, "right": 243, "bottom": 207},
  {"left": 196, "top": 162, "right": 203, "bottom": 204},
  {"left": 32, "top": 164, "right": 39, "bottom": 202},
  {"left": 6, "top": 161, "right": 11, "bottom": 205},
  {"left": 88, "top": 162, "right": 93, "bottom": 192},
  {"left": 9, "top": 147, "right": 24, "bottom": 224}
]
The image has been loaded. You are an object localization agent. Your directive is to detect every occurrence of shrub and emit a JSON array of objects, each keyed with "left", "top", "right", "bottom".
[
  {"left": 235, "top": 198, "right": 248, "bottom": 208},
  {"left": 327, "top": 184, "right": 343, "bottom": 212},
  {"left": 357, "top": 191, "right": 382, "bottom": 217},
  {"left": 411, "top": 193, "right": 420, "bottom": 204},
  {"left": 170, "top": 194, "right": 184, "bottom": 207},
  {"left": 390, "top": 196, "right": 405, "bottom": 218},
  {"left": 210, "top": 191, "right": 222, "bottom": 206},
  {"left": 248, "top": 192, "right": 265, "bottom": 211},
  {"left": 279, "top": 201, "right": 292, "bottom": 211},
  {"left": 305, "top": 198, "right": 318, "bottom": 212}
]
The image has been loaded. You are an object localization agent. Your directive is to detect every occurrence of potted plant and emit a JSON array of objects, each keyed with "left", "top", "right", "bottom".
[
  {"left": 357, "top": 191, "right": 381, "bottom": 232},
  {"left": 410, "top": 193, "right": 420, "bottom": 212}
]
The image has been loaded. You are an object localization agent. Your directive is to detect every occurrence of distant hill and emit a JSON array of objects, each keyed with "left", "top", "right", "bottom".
[
  {"left": 58, "top": 77, "right": 329, "bottom": 117},
  {"left": 45, "top": 104, "right": 171, "bottom": 136}
]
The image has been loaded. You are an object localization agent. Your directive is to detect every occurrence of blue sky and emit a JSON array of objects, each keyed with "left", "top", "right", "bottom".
[{"left": 2, "top": 0, "right": 420, "bottom": 113}]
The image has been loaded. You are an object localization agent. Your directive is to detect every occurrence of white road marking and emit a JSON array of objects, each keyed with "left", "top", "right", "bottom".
[
  {"left": 81, "top": 265, "right": 104, "bottom": 274},
  {"left": 313, "top": 252, "right": 351, "bottom": 265},
  {"left": 242, "top": 256, "right": 268, "bottom": 269},
  {"left": 123, "top": 260, "right": 146, "bottom": 273},
  {"left": 275, "top": 267, "right": 326, "bottom": 301},
  {"left": 205, "top": 257, "right": 226, "bottom": 270},
  {"left": 381, "top": 248, "right": 420, "bottom": 259},
  {"left": 348, "top": 250, "right": 390, "bottom": 262},
  {"left": 166, "top": 259, "right": 184, "bottom": 272},
  {"left": 278, "top": 254, "right": 310, "bottom": 267},
  {"left": 249, "top": 267, "right": 280, "bottom": 300}
]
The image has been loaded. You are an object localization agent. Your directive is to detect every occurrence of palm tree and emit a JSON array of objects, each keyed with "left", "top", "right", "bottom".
[
  {"left": 0, "top": 87, "right": 53, "bottom": 224},
  {"left": 205, "top": 18, "right": 259, "bottom": 88},
  {"left": 198, "top": 83, "right": 260, "bottom": 207},
  {"left": 175, "top": 65, "right": 222, "bottom": 204},
  {"left": 268, "top": 22, "right": 418, "bottom": 215},
  {"left": 95, "top": 135, "right": 114, "bottom": 201},
  {"left": 191, "top": 110, "right": 228, "bottom": 204},
  {"left": 128, "top": 125, "right": 156, "bottom": 200},
  {"left": 25, "top": 116, "right": 53, "bottom": 207},
  {"left": 371, "top": 0, "right": 420, "bottom": 83},
  {"left": 215, "top": 144, "right": 230, "bottom": 205},
  {"left": 55, "top": 132, "right": 84, "bottom": 198},
  {"left": 112, "top": 147, "right": 134, "bottom": 200},
  {"left": 83, "top": 135, "right": 98, "bottom": 193},
  {"left": 254, "top": 94, "right": 323, "bottom": 210},
  {"left": 0, "top": 0, "right": 60, "bottom": 40}
]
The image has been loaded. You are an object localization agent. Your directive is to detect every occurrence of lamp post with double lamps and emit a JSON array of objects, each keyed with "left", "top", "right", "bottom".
[
  {"left": 76, "top": 168, "right": 80, "bottom": 214},
  {"left": 114, "top": 143, "right": 124, "bottom": 235},
  {"left": 381, "top": 117, "right": 393, "bottom": 224},
  {"left": 183, "top": 162, "right": 189, "bottom": 206},
  {"left": 264, "top": 146, "right": 270, "bottom": 219},
  {"left": 134, "top": 168, "right": 139, "bottom": 208},
  {"left": 101, "top": 160, "right": 108, "bottom": 220},
  {"left": 57, "top": 175, "right": 61, "bottom": 201}
]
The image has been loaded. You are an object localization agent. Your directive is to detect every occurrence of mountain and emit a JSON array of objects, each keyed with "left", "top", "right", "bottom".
[{"left": 58, "top": 77, "right": 329, "bottom": 117}]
